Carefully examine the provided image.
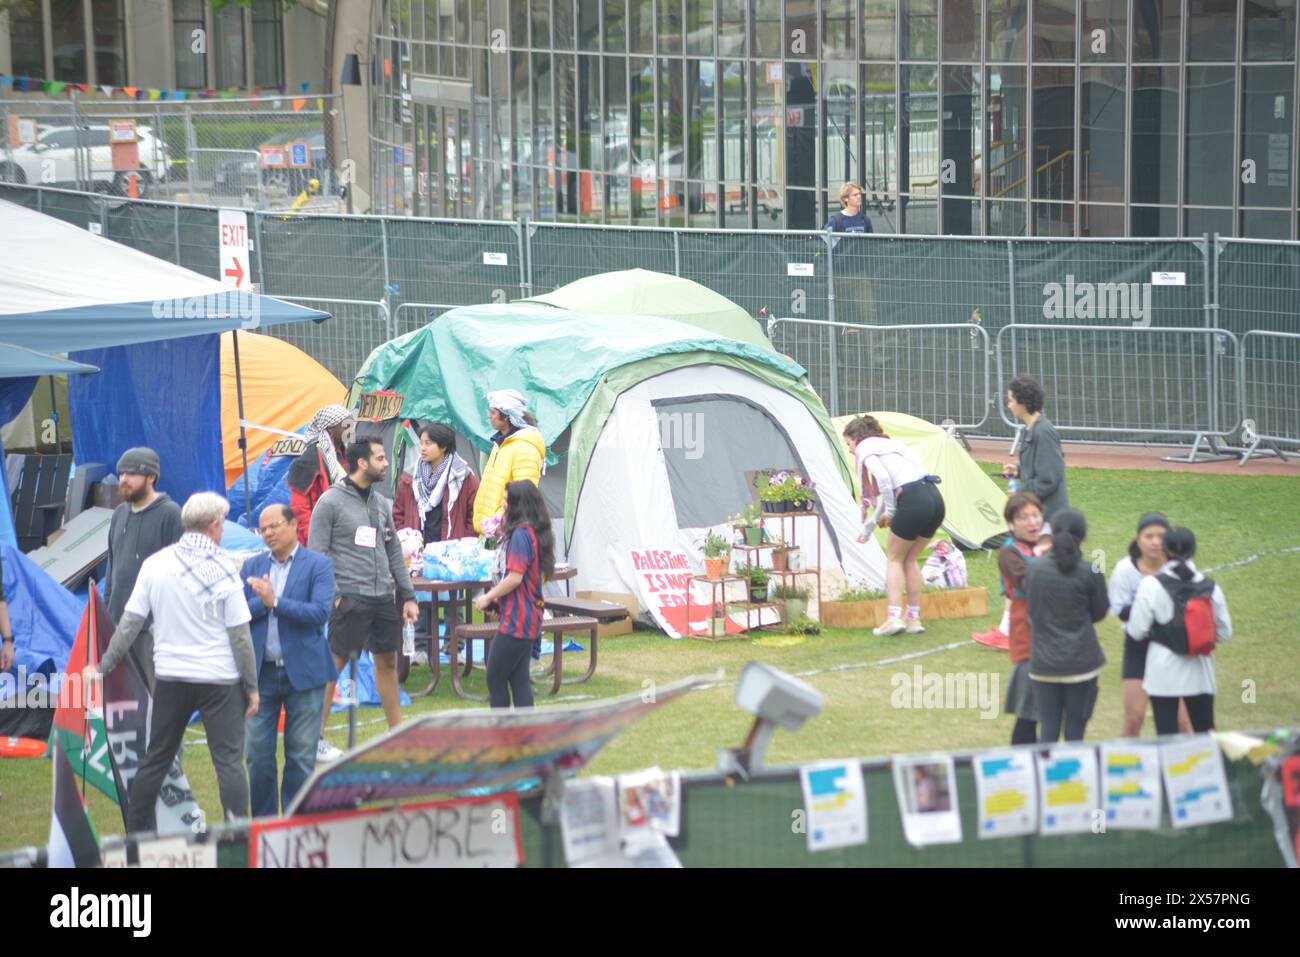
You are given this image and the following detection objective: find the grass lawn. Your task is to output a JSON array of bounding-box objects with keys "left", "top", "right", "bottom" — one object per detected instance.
[{"left": 2, "top": 464, "right": 1297, "bottom": 850}]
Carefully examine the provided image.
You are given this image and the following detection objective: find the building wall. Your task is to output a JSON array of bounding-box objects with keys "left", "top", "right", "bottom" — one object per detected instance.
[{"left": 365, "top": 0, "right": 1300, "bottom": 240}]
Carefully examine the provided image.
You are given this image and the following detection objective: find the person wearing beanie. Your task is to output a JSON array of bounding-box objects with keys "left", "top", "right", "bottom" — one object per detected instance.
[
  {"left": 1108, "top": 512, "right": 1191, "bottom": 737},
  {"left": 104, "top": 447, "right": 184, "bottom": 689}
]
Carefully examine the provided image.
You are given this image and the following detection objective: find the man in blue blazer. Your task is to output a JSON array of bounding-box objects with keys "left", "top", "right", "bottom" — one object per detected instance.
[{"left": 243, "top": 504, "right": 337, "bottom": 817}]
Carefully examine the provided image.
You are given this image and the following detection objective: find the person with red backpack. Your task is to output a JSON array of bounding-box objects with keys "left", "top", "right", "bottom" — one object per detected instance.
[{"left": 1125, "top": 527, "right": 1232, "bottom": 735}]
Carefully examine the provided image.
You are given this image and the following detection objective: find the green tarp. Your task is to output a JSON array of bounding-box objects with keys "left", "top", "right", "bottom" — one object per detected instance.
[
  {"left": 352, "top": 303, "right": 806, "bottom": 460},
  {"left": 522, "top": 268, "right": 774, "bottom": 349}
]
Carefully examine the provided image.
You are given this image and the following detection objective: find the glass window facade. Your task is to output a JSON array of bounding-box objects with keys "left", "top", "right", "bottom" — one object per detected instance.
[{"left": 369, "top": 0, "right": 1300, "bottom": 238}]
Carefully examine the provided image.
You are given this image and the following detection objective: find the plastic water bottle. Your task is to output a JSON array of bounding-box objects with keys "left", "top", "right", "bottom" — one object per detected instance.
[
  {"left": 1007, "top": 477, "right": 1021, "bottom": 493},
  {"left": 402, "top": 621, "right": 415, "bottom": 657}
]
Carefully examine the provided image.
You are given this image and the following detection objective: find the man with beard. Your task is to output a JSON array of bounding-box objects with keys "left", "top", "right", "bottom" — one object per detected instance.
[
  {"left": 103, "top": 447, "right": 184, "bottom": 688},
  {"left": 309, "top": 437, "right": 418, "bottom": 733},
  {"left": 287, "top": 405, "right": 356, "bottom": 548}
]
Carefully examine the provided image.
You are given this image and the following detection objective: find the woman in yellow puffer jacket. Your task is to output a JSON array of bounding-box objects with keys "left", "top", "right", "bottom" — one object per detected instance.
[{"left": 473, "top": 389, "right": 546, "bottom": 534}]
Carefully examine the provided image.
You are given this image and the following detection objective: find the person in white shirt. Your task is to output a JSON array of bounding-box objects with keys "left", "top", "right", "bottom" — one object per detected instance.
[
  {"left": 1108, "top": 512, "right": 1192, "bottom": 737},
  {"left": 843, "top": 415, "right": 946, "bottom": 636},
  {"left": 1125, "top": 526, "right": 1231, "bottom": 735},
  {"left": 84, "top": 492, "right": 258, "bottom": 832}
]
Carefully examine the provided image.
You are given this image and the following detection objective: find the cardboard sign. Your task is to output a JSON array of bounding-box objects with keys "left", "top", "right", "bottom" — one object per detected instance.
[
  {"left": 260, "top": 144, "right": 287, "bottom": 168},
  {"left": 358, "top": 390, "right": 405, "bottom": 421},
  {"left": 102, "top": 837, "right": 217, "bottom": 868},
  {"left": 268, "top": 435, "right": 308, "bottom": 457},
  {"left": 249, "top": 794, "right": 522, "bottom": 868}
]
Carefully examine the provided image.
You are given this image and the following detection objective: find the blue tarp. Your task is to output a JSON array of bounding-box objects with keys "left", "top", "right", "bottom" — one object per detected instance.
[
  {"left": 69, "top": 335, "right": 224, "bottom": 507},
  {"left": 0, "top": 541, "right": 83, "bottom": 697}
]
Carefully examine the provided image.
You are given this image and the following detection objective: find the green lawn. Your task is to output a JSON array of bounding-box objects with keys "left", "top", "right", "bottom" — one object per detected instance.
[{"left": 2, "top": 464, "right": 1298, "bottom": 850}]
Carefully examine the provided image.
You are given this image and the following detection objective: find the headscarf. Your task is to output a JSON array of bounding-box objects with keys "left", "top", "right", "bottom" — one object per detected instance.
[
  {"left": 172, "top": 532, "right": 242, "bottom": 621},
  {"left": 487, "top": 389, "right": 530, "bottom": 431},
  {"left": 306, "top": 404, "right": 354, "bottom": 485}
]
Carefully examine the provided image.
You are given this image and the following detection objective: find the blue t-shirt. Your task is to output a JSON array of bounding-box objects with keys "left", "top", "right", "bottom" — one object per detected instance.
[
  {"left": 825, "top": 210, "right": 873, "bottom": 233},
  {"left": 498, "top": 526, "right": 544, "bottom": 640}
]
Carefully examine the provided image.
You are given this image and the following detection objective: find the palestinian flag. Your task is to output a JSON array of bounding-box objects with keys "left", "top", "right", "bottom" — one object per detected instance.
[
  {"left": 47, "top": 737, "right": 101, "bottom": 868},
  {"left": 48, "top": 589, "right": 118, "bottom": 803}
]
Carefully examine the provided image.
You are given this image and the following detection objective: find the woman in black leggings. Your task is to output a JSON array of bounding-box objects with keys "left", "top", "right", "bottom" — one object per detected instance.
[{"left": 1025, "top": 509, "right": 1108, "bottom": 743}]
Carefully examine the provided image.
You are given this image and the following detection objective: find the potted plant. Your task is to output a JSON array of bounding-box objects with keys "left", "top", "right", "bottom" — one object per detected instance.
[
  {"left": 729, "top": 502, "right": 766, "bottom": 547},
  {"left": 770, "top": 537, "right": 790, "bottom": 572},
  {"left": 758, "top": 471, "right": 786, "bottom": 513},
  {"left": 790, "top": 476, "right": 817, "bottom": 512},
  {"left": 772, "top": 581, "right": 810, "bottom": 622},
  {"left": 708, "top": 613, "right": 729, "bottom": 638},
  {"left": 740, "top": 563, "right": 770, "bottom": 602},
  {"left": 822, "top": 579, "right": 990, "bottom": 630},
  {"left": 702, "top": 530, "right": 731, "bottom": 579}
]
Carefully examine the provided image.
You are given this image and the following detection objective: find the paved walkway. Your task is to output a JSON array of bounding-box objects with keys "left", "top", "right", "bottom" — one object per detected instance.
[{"left": 967, "top": 437, "right": 1300, "bottom": 477}]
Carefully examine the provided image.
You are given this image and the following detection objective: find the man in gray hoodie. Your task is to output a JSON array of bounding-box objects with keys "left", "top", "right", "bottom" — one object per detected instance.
[
  {"left": 309, "top": 436, "right": 418, "bottom": 732},
  {"left": 103, "top": 447, "right": 184, "bottom": 689}
]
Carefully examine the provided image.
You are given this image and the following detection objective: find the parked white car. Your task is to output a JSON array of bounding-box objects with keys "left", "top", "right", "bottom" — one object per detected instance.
[{"left": 0, "top": 125, "right": 171, "bottom": 194}]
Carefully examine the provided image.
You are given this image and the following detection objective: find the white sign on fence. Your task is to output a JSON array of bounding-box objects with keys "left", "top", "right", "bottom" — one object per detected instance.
[
  {"left": 249, "top": 794, "right": 522, "bottom": 868},
  {"left": 483, "top": 251, "right": 509, "bottom": 266},
  {"left": 1150, "top": 271, "right": 1186, "bottom": 286},
  {"left": 219, "top": 208, "right": 250, "bottom": 290},
  {"left": 787, "top": 262, "right": 815, "bottom": 277}
]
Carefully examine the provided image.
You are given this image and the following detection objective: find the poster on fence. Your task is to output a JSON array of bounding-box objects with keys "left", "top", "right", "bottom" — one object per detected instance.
[
  {"left": 973, "top": 750, "right": 1037, "bottom": 839},
  {"left": 1037, "top": 747, "right": 1100, "bottom": 836},
  {"left": 249, "top": 794, "right": 521, "bottom": 868},
  {"left": 1160, "top": 735, "right": 1233, "bottom": 829},
  {"left": 893, "top": 755, "right": 962, "bottom": 847},
  {"left": 1100, "top": 743, "right": 1162, "bottom": 831},
  {"left": 800, "top": 759, "right": 868, "bottom": 852},
  {"left": 629, "top": 547, "right": 778, "bottom": 639}
]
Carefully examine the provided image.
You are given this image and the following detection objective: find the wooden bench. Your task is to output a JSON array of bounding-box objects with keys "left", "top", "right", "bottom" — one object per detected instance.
[{"left": 451, "top": 614, "right": 599, "bottom": 701}]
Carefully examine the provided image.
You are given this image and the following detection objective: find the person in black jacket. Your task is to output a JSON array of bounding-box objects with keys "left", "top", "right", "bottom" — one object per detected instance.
[
  {"left": 1025, "top": 509, "right": 1108, "bottom": 743},
  {"left": 1002, "top": 375, "right": 1069, "bottom": 524}
]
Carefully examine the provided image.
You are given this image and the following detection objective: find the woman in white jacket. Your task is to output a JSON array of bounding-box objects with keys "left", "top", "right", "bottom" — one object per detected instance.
[
  {"left": 1125, "top": 527, "right": 1232, "bottom": 735},
  {"left": 843, "top": 415, "right": 945, "bottom": 637}
]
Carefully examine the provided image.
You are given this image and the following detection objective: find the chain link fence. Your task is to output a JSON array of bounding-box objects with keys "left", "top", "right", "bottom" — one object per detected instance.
[
  {"left": 2, "top": 181, "right": 1297, "bottom": 456},
  {"left": 0, "top": 94, "right": 345, "bottom": 212}
]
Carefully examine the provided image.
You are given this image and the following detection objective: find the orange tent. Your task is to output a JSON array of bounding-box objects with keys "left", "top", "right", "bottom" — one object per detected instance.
[{"left": 219, "top": 332, "right": 346, "bottom": 488}]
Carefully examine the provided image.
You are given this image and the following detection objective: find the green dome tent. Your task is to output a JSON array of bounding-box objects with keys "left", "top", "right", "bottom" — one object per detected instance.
[
  {"left": 833, "top": 410, "right": 1008, "bottom": 549},
  {"left": 352, "top": 303, "right": 888, "bottom": 612},
  {"left": 522, "top": 268, "right": 774, "bottom": 349}
]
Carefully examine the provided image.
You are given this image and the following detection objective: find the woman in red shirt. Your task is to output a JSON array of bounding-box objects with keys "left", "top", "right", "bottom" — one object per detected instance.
[{"left": 999, "top": 491, "right": 1047, "bottom": 745}]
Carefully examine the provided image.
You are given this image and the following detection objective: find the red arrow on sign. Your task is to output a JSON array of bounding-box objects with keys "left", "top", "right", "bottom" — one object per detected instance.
[{"left": 224, "top": 258, "right": 245, "bottom": 288}]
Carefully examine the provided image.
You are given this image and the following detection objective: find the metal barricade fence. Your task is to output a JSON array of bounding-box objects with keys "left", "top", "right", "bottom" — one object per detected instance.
[
  {"left": 263, "top": 297, "right": 390, "bottom": 388},
  {"left": 4, "top": 179, "right": 1299, "bottom": 452},
  {"left": 1239, "top": 331, "right": 1300, "bottom": 462},
  {"left": 995, "top": 324, "right": 1243, "bottom": 449},
  {"left": 768, "top": 319, "right": 992, "bottom": 429}
]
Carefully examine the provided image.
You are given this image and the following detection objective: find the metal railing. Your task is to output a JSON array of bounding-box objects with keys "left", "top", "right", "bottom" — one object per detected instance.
[{"left": 4, "top": 180, "right": 1299, "bottom": 457}]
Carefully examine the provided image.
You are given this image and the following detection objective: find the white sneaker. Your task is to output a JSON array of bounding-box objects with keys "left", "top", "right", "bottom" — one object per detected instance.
[
  {"left": 873, "top": 616, "right": 907, "bottom": 637},
  {"left": 904, "top": 618, "right": 926, "bottom": 634},
  {"left": 317, "top": 738, "right": 344, "bottom": 762}
]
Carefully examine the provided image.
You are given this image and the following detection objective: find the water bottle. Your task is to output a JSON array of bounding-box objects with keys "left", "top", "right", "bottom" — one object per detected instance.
[
  {"left": 1007, "top": 477, "right": 1020, "bottom": 493},
  {"left": 402, "top": 621, "right": 415, "bottom": 657}
]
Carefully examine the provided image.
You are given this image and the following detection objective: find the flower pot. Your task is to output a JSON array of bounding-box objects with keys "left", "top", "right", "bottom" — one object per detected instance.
[
  {"left": 761, "top": 500, "right": 779, "bottom": 513},
  {"left": 781, "top": 501, "right": 792, "bottom": 513},
  {"left": 744, "top": 527, "right": 764, "bottom": 546},
  {"left": 791, "top": 499, "right": 806, "bottom": 512},
  {"left": 782, "top": 598, "right": 807, "bottom": 623},
  {"left": 709, "top": 615, "right": 728, "bottom": 638},
  {"left": 704, "top": 556, "right": 729, "bottom": 579},
  {"left": 751, "top": 585, "right": 768, "bottom": 603},
  {"left": 771, "top": 550, "right": 788, "bottom": 572}
]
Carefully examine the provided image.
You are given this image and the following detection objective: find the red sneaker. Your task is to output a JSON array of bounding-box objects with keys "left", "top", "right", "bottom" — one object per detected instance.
[{"left": 971, "top": 627, "right": 1009, "bottom": 650}]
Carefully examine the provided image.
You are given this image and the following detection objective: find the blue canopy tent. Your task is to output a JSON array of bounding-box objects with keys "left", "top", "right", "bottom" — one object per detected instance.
[{"left": 0, "top": 198, "right": 330, "bottom": 520}]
